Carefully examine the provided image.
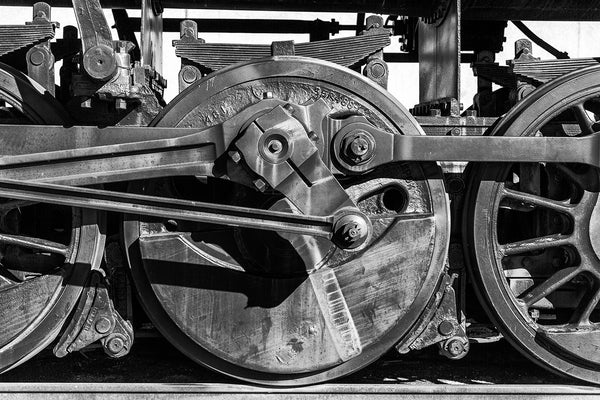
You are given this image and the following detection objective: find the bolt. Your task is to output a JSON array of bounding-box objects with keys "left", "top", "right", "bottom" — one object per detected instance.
[
  {"left": 263, "top": 91, "right": 273, "bottom": 99},
  {"left": 429, "top": 108, "right": 442, "bottom": 117},
  {"left": 253, "top": 179, "right": 267, "bottom": 192},
  {"left": 267, "top": 139, "right": 283, "bottom": 154},
  {"left": 465, "top": 109, "right": 478, "bottom": 118},
  {"left": 182, "top": 66, "right": 198, "bottom": 84},
  {"left": 369, "top": 62, "right": 386, "bottom": 79},
  {"left": 350, "top": 137, "right": 369, "bottom": 156},
  {"left": 529, "top": 309, "right": 540, "bottom": 321},
  {"left": 95, "top": 317, "right": 112, "bottom": 334},
  {"left": 332, "top": 213, "right": 370, "bottom": 249},
  {"left": 447, "top": 338, "right": 465, "bottom": 357},
  {"left": 29, "top": 50, "right": 45, "bottom": 66},
  {"left": 228, "top": 151, "right": 242, "bottom": 163},
  {"left": 308, "top": 131, "right": 319, "bottom": 142},
  {"left": 106, "top": 336, "right": 125, "bottom": 355},
  {"left": 115, "top": 98, "right": 127, "bottom": 110},
  {"left": 166, "top": 219, "right": 178, "bottom": 230},
  {"left": 283, "top": 103, "right": 295, "bottom": 114},
  {"left": 183, "top": 27, "right": 195, "bottom": 39},
  {"left": 438, "top": 320, "right": 455, "bottom": 336},
  {"left": 342, "top": 131, "right": 375, "bottom": 165}
]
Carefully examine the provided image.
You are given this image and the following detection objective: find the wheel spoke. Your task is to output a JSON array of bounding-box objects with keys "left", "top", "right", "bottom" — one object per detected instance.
[
  {"left": 0, "top": 233, "right": 68, "bottom": 256},
  {"left": 572, "top": 103, "right": 595, "bottom": 135},
  {"left": 519, "top": 266, "right": 582, "bottom": 307},
  {"left": 500, "top": 233, "right": 572, "bottom": 256},
  {"left": 501, "top": 185, "right": 575, "bottom": 215},
  {"left": 572, "top": 281, "right": 600, "bottom": 326}
]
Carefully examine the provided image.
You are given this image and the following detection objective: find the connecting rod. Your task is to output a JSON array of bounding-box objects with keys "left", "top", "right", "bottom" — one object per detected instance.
[{"left": 0, "top": 102, "right": 598, "bottom": 245}]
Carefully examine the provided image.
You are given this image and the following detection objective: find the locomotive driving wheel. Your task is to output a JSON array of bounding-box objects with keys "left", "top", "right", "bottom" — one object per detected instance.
[
  {"left": 0, "top": 63, "right": 104, "bottom": 372},
  {"left": 123, "top": 57, "right": 450, "bottom": 385},
  {"left": 465, "top": 66, "right": 600, "bottom": 384}
]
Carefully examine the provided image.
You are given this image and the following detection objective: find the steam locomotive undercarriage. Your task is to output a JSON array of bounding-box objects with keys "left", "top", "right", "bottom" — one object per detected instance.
[{"left": 1, "top": 0, "right": 600, "bottom": 386}]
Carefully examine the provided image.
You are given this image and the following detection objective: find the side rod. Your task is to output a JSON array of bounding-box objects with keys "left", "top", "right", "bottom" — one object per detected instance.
[
  {"left": 394, "top": 134, "right": 599, "bottom": 165},
  {"left": 336, "top": 122, "right": 600, "bottom": 173},
  {"left": 0, "top": 125, "right": 598, "bottom": 183}
]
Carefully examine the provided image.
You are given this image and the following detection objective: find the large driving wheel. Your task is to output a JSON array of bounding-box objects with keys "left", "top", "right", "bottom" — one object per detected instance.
[
  {"left": 123, "top": 57, "right": 450, "bottom": 385},
  {"left": 465, "top": 65, "right": 600, "bottom": 384},
  {"left": 0, "top": 63, "right": 105, "bottom": 372}
]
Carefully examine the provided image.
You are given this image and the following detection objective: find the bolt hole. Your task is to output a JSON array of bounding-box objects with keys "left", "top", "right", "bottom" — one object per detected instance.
[{"left": 382, "top": 186, "right": 407, "bottom": 213}]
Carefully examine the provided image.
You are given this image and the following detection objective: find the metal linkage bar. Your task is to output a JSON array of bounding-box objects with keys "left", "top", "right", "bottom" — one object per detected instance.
[
  {"left": 0, "top": 179, "right": 334, "bottom": 238},
  {"left": 333, "top": 120, "right": 600, "bottom": 173},
  {"left": 71, "top": 0, "right": 117, "bottom": 80}
]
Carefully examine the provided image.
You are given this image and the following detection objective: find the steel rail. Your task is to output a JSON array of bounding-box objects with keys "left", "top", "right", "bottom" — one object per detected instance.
[{"left": 0, "top": 382, "right": 598, "bottom": 399}]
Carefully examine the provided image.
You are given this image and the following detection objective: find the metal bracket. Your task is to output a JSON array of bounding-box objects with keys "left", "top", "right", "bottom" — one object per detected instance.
[
  {"left": 26, "top": 3, "right": 56, "bottom": 95},
  {"left": 177, "top": 20, "right": 202, "bottom": 92},
  {"left": 54, "top": 270, "right": 134, "bottom": 359},
  {"left": 362, "top": 15, "right": 389, "bottom": 89},
  {"left": 71, "top": 0, "right": 117, "bottom": 81},
  {"left": 396, "top": 273, "right": 469, "bottom": 360}
]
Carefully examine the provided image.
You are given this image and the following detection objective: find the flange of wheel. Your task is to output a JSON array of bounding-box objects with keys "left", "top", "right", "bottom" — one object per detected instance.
[
  {"left": 123, "top": 56, "right": 450, "bottom": 386},
  {"left": 464, "top": 65, "right": 600, "bottom": 384},
  {"left": 0, "top": 62, "right": 105, "bottom": 373}
]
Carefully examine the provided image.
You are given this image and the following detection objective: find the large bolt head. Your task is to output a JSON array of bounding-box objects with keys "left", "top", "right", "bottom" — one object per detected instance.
[
  {"left": 332, "top": 212, "right": 371, "bottom": 250},
  {"left": 29, "top": 50, "right": 45, "bottom": 66},
  {"left": 106, "top": 335, "right": 125, "bottom": 355},
  {"left": 83, "top": 45, "right": 117, "bottom": 81},
  {"left": 341, "top": 131, "right": 375, "bottom": 165},
  {"left": 95, "top": 317, "right": 112, "bottom": 334}
]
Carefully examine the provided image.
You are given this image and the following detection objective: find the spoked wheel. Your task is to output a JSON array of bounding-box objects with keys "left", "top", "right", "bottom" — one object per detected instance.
[
  {"left": 465, "top": 65, "right": 600, "bottom": 384},
  {"left": 0, "top": 63, "right": 104, "bottom": 372},
  {"left": 123, "top": 57, "right": 450, "bottom": 385}
]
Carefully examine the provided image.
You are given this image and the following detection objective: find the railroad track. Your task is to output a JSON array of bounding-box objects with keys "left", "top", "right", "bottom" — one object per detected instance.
[
  {"left": 1, "top": 338, "right": 598, "bottom": 399},
  {"left": 0, "top": 382, "right": 599, "bottom": 400}
]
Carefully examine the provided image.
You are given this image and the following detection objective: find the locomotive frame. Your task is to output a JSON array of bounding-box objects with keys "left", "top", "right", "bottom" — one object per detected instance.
[{"left": 0, "top": 0, "right": 599, "bottom": 386}]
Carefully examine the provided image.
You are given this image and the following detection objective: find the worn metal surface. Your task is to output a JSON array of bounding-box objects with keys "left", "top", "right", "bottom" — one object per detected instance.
[
  {"left": 120, "top": 56, "right": 450, "bottom": 385},
  {"left": 465, "top": 61, "right": 600, "bottom": 385},
  {"left": 71, "top": 0, "right": 116, "bottom": 81}
]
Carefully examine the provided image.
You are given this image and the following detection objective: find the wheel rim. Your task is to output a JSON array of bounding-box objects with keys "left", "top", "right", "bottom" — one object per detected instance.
[
  {"left": 0, "top": 64, "right": 104, "bottom": 372},
  {"left": 124, "top": 57, "right": 450, "bottom": 385},
  {"left": 465, "top": 65, "right": 600, "bottom": 383}
]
